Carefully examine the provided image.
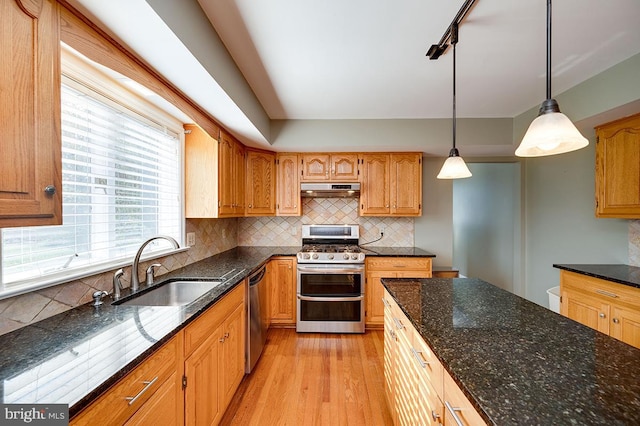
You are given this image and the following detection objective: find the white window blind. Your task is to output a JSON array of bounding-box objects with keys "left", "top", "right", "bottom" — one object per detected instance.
[{"left": 1, "top": 82, "right": 182, "bottom": 291}]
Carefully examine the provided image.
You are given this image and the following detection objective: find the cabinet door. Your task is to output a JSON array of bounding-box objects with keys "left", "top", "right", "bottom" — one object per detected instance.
[
  {"left": 218, "top": 132, "right": 235, "bottom": 217},
  {"left": 185, "top": 330, "right": 223, "bottom": 426},
  {"left": 269, "top": 257, "right": 296, "bottom": 325},
  {"left": 610, "top": 305, "right": 640, "bottom": 349},
  {"left": 125, "top": 373, "right": 182, "bottom": 426},
  {"left": 390, "top": 153, "right": 422, "bottom": 216},
  {"left": 276, "top": 153, "right": 301, "bottom": 216},
  {"left": 246, "top": 150, "right": 275, "bottom": 216},
  {"left": 382, "top": 295, "right": 397, "bottom": 424},
  {"left": 366, "top": 271, "right": 394, "bottom": 326},
  {"left": 561, "top": 289, "right": 610, "bottom": 335},
  {"left": 300, "top": 154, "right": 330, "bottom": 181},
  {"left": 330, "top": 154, "right": 359, "bottom": 181},
  {"left": 443, "top": 370, "right": 487, "bottom": 426},
  {"left": 222, "top": 304, "right": 246, "bottom": 406},
  {"left": 360, "top": 154, "right": 390, "bottom": 215},
  {"left": 233, "top": 141, "right": 246, "bottom": 215},
  {"left": 0, "top": 0, "right": 61, "bottom": 227},
  {"left": 595, "top": 113, "right": 640, "bottom": 218},
  {"left": 184, "top": 124, "right": 218, "bottom": 218}
]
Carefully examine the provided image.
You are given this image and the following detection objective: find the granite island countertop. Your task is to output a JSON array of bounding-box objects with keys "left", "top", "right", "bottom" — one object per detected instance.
[
  {"left": 554, "top": 263, "right": 640, "bottom": 289},
  {"left": 382, "top": 277, "right": 640, "bottom": 425},
  {"left": 359, "top": 246, "right": 436, "bottom": 257},
  {"left": 0, "top": 244, "right": 436, "bottom": 417}
]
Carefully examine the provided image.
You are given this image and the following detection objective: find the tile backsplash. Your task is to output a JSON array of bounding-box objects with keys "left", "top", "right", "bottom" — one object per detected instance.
[
  {"left": 239, "top": 198, "right": 414, "bottom": 247},
  {"left": 0, "top": 218, "right": 238, "bottom": 335}
]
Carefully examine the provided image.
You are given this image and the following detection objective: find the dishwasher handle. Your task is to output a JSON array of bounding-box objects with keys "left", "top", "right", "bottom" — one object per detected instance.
[{"left": 249, "top": 265, "right": 267, "bottom": 286}]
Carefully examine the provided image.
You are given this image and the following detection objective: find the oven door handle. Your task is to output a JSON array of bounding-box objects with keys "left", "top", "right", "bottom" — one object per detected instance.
[
  {"left": 297, "top": 295, "right": 364, "bottom": 302},
  {"left": 297, "top": 266, "right": 364, "bottom": 274}
]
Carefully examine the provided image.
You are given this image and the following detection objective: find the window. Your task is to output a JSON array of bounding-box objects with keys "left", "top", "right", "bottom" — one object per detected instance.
[{"left": 0, "top": 51, "right": 184, "bottom": 296}]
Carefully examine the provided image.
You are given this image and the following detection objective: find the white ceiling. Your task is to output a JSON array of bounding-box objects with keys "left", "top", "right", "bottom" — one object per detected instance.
[{"left": 198, "top": 0, "right": 640, "bottom": 120}]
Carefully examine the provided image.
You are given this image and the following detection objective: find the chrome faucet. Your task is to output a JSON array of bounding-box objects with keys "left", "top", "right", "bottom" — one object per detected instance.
[{"left": 131, "top": 236, "right": 180, "bottom": 292}]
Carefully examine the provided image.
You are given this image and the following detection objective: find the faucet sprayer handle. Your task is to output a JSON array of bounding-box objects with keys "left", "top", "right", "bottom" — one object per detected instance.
[{"left": 113, "top": 268, "right": 125, "bottom": 300}]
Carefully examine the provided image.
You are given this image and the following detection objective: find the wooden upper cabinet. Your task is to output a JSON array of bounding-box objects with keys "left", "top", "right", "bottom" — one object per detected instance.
[
  {"left": 330, "top": 154, "right": 359, "bottom": 181},
  {"left": 360, "top": 154, "right": 391, "bottom": 215},
  {"left": 185, "top": 124, "right": 246, "bottom": 218},
  {"left": 390, "top": 153, "right": 422, "bottom": 216},
  {"left": 300, "top": 153, "right": 359, "bottom": 181},
  {"left": 246, "top": 150, "right": 276, "bottom": 216},
  {"left": 184, "top": 124, "right": 218, "bottom": 218},
  {"left": 276, "top": 153, "right": 301, "bottom": 216},
  {"left": 0, "top": 0, "right": 62, "bottom": 228},
  {"left": 218, "top": 130, "right": 245, "bottom": 217},
  {"left": 360, "top": 153, "right": 422, "bottom": 217},
  {"left": 595, "top": 113, "right": 640, "bottom": 218}
]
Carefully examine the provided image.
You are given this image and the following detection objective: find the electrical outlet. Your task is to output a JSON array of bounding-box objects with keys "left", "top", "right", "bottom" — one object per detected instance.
[
  {"left": 186, "top": 232, "right": 196, "bottom": 246},
  {"left": 379, "top": 226, "right": 385, "bottom": 236}
]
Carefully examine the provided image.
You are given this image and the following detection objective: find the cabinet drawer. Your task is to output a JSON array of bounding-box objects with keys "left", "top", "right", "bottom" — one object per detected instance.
[
  {"left": 561, "top": 271, "right": 640, "bottom": 308},
  {"left": 367, "top": 257, "right": 432, "bottom": 271},
  {"left": 71, "top": 337, "right": 179, "bottom": 425},
  {"left": 184, "top": 282, "right": 245, "bottom": 357},
  {"left": 410, "top": 328, "right": 443, "bottom": 399},
  {"left": 443, "top": 369, "right": 487, "bottom": 426}
]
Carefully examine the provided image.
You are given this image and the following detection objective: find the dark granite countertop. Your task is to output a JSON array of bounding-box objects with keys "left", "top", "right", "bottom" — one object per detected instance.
[
  {"left": 554, "top": 264, "right": 640, "bottom": 289},
  {"left": 382, "top": 277, "right": 640, "bottom": 425},
  {"left": 0, "top": 244, "right": 435, "bottom": 417},
  {"left": 0, "top": 246, "right": 299, "bottom": 417},
  {"left": 359, "top": 246, "right": 436, "bottom": 257}
]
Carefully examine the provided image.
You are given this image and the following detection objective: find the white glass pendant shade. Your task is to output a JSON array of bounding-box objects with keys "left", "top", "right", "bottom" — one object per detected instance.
[
  {"left": 516, "top": 109, "right": 588, "bottom": 157},
  {"left": 437, "top": 149, "right": 472, "bottom": 179}
]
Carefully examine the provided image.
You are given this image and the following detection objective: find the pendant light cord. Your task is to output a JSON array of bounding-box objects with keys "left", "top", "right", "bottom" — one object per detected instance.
[
  {"left": 452, "top": 24, "right": 458, "bottom": 151},
  {"left": 546, "top": 0, "right": 552, "bottom": 100}
]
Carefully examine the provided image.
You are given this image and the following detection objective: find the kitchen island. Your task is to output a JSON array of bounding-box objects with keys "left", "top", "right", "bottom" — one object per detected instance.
[{"left": 382, "top": 277, "right": 640, "bottom": 425}]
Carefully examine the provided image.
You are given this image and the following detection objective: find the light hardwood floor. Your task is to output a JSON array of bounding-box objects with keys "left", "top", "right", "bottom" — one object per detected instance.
[{"left": 221, "top": 328, "right": 393, "bottom": 426}]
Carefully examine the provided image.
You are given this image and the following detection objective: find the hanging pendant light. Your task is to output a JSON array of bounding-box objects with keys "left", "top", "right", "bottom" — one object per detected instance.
[
  {"left": 437, "top": 24, "right": 472, "bottom": 179},
  {"left": 515, "top": 0, "right": 588, "bottom": 157}
]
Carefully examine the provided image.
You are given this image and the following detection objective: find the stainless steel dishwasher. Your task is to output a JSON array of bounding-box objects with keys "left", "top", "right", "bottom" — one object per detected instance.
[{"left": 246, "top": 264, "right": 268, "bottom": 373}]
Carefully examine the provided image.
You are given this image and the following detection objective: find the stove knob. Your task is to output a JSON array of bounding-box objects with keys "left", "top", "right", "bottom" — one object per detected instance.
[
  {"left": 303, "top": 253, "right": 311, "bottom": 260},
  {"left": 343, "top": 254, "right": 350, "bottom": 260},
  {"left": 328, "top": 254, "right": 334, "bottom": 260},
  {"left": 312, "top": 253, "right": 319, "bottom": 260},
  {"left": 351, "top": 254, "right": 358, "bottom": 260}
]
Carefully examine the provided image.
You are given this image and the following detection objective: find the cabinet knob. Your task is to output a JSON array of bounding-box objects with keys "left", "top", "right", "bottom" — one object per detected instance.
[
  {"left": 44, "top": 185, "right": 56, "bottom": 196},
  {"left": 249, "top": 204, "right": 252, "bottom": 208},
  {"left": 599, "top": 313, "right": 606, "bottom": 318},
  {"left": 612, "top": 318, "right": 620, "bottom": 324},
  {"left": 386, "top": 204, "right": 389, "bottom": 208}
]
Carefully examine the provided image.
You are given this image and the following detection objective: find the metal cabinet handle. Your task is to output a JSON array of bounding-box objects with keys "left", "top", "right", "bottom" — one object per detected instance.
[
  {"left": 392, "top": 317, "right": 404, "bottom": 330},
  {"left": 219, "top": 337, "right": 226, "bottom": 343},
  {"left": 224, "top": 332, "right": 230, "bottom": 338},
  {"left": 381, "top": 297, "right": 391, "bottom": 308},
  {"left": 432, "top": 410, "right": 441, "bottom": 421},
  {"left": 595, "top": 289, "right": 618, "bottom": 298},
  {"left": 410, "top": 347, "right": 429, "bottom": 368},
  {"left": 125, "top": 376, "right": 158, "bottom": 406},
  {"left": 44, "top": 185, "right": 56, "bottom": 195},
  {"left": 613, "top": 318, "right": 620, "bottom": 324},
  {"left": 444, "top": 401, "right": 464, "bottom": 426}
]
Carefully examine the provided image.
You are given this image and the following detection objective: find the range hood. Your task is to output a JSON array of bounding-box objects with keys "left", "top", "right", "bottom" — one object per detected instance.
[{"left": 300, "top": 183, "right": 361, "bottom": 198}]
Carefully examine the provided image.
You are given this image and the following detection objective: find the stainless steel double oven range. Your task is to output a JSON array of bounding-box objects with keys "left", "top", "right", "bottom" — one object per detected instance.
[{"left": 296, "top": 224, "right": 365, "bottom": 333}]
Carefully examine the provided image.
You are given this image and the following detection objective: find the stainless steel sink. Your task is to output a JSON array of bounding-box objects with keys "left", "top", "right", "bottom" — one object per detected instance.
[{"left": 115, "top": 280, "right": 224, "bottom": 306}]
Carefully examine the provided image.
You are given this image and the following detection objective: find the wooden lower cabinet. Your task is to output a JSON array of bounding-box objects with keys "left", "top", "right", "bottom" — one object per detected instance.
[
  {"left": 71, "top": 337, "right": 182, "bottom": 426},
  {"left": 383, "top": 289, "right": 486, "bottom": 426},
  {"left": 71, "top": 282, "right": 246, "bottom": 426},
  {"left": 125, "top": 372, "right": 182, "bottom": 426},
  {"left": 269, "top": 257, "right": 297, "bottom": 326},
  {"left": 366, "top": 257, "right": 432, "bottom": 327},
  {"left": 560, "top": 270, "right": 640, "bottom": 349},
  {"left": 184, "top": 282, "right": 246, "bottom": 426}
]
